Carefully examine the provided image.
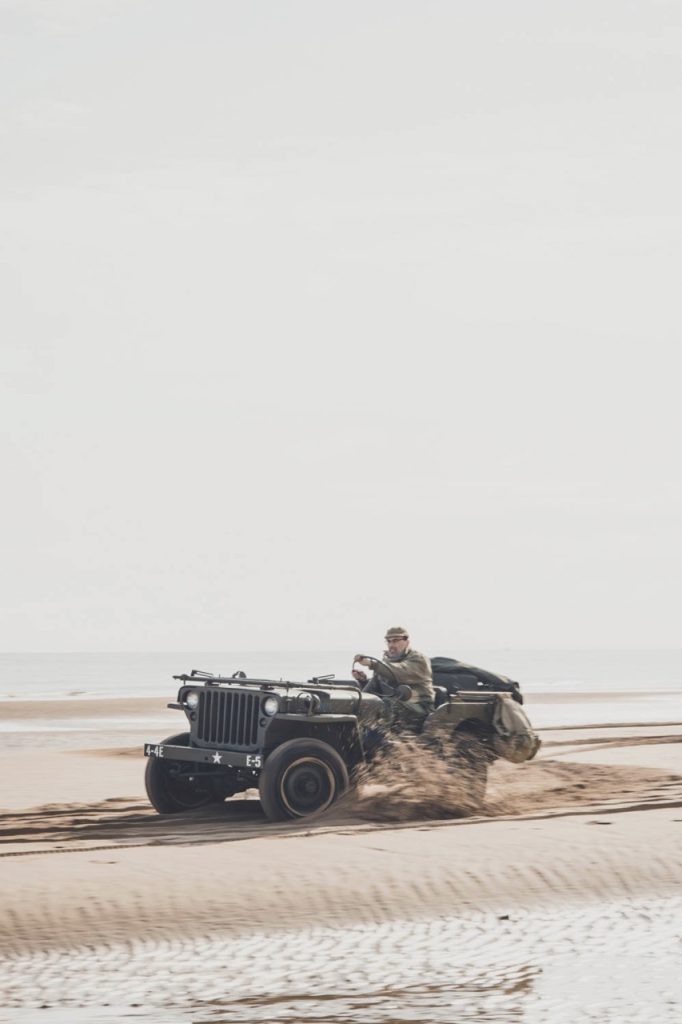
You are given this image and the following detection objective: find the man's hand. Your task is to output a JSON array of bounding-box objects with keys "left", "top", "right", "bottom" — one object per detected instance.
[
  {"left": 352, "top": 669, "right": 368, "bottom": 683},
  {"left": 354, "top": 655, "right": 376, "bottom": 668}
]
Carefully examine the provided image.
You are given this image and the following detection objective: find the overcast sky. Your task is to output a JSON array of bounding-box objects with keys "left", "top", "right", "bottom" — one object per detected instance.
[{"left": 1, "top": 0, "right": 680, "bottom": 653}]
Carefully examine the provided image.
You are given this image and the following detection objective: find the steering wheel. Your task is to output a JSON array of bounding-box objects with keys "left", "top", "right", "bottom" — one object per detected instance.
[{"left": 351, "top": 658, "right": 412, "bottom": 701}]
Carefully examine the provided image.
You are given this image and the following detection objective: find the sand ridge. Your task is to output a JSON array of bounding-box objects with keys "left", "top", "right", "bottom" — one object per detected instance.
[{"left": 1, "top": 741, "right": 681, "bottom": 960}]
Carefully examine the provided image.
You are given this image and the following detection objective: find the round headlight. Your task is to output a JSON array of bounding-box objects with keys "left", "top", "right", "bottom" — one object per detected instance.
[
  {"left": 185, "top": 691, "right": 200, "bottom": 710},
  {"left": 263, "top": 696, "right": 279, "bottom": 717}
]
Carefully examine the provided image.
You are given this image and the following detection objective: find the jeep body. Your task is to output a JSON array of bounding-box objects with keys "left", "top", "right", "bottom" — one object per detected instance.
[{"left": 144, "top": 669, "right": 538, "bottom": 821}]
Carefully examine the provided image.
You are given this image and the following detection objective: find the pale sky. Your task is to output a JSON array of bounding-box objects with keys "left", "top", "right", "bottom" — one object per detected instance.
[{"left": 1, "top": 1, "right": 680, "bottom": 652}]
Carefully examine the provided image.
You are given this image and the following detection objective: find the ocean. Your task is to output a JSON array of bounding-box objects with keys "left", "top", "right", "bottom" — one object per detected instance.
[
  {"left": 1, "top": 649, "right": 680, "bottom": 736},
  {"left": 2, "top": 648, "right": 681, "bottom": 701}
]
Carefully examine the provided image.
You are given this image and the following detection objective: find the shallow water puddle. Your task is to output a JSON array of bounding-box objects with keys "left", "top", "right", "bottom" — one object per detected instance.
[{"left": 3, "top": 896, "right": 681, "bottom": 1024}]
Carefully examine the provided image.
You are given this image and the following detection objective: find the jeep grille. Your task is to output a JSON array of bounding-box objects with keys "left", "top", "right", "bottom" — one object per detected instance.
[{"left": 196, "top": 689, "right": 261, "bottom": 749}]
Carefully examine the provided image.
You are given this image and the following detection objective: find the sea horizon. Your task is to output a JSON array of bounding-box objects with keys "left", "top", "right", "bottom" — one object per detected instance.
[{"left": 1, "top": 649, "right": 681, "bottom": 703}]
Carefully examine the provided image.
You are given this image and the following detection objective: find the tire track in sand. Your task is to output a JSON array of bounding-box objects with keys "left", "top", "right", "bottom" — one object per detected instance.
[{"left": 1, "top": 755, "right": 681, "bottom": 858}]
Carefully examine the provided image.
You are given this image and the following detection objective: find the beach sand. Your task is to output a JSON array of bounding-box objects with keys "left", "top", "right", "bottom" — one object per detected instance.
[{"left": 1, "top": 694, "right": 681, "bottom": 1022}]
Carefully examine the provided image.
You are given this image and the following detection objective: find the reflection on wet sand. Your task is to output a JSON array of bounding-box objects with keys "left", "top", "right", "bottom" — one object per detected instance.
[{"left": 2, "top": 897, "right": 681, "bottom": 1024}]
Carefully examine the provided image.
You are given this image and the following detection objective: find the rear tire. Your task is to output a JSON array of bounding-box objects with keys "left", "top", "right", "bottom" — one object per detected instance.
[
  {"left": 259, "top": 738, "right": 349, "bottom": 822},
  {"left": 145, "top": 732, "right": 216, "bottom": 814}
]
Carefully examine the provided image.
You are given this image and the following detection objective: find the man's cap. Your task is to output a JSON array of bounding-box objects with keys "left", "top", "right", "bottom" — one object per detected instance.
[{"left": 385, "top": 626, "right": 409, "bottom": 640}]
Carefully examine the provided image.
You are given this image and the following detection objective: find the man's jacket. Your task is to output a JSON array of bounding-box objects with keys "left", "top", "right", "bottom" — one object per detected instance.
[{"left": 372, "top": 648, "right": 435, "bottom": 705}]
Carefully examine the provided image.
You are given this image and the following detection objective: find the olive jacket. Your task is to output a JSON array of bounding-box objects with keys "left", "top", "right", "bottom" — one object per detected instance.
[{"left": 372, "top": 648, "right": 435, "bottom": 705}]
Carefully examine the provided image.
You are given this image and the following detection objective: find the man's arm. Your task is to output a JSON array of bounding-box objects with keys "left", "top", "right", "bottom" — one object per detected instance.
[{"left": 372, "top": 650, "right": 431, "bottom": 687}]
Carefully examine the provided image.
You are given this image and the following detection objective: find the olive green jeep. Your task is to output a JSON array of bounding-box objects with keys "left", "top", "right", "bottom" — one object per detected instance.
[{"left": 144, "top": 663, "right": 540, "bottom": 821}]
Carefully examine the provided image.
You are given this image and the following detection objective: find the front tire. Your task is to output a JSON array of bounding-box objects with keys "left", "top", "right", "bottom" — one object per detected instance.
[
  {"left": 145, "top": 732, "right": 216, "bottom": 814},
  {"left": 259, "top": 738, "right": 349, "bottom": 822}
]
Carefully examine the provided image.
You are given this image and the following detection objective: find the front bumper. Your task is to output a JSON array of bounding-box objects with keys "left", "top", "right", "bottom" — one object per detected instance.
[{"left": 143, "top": 742, "right": 262, "bottom": 770}]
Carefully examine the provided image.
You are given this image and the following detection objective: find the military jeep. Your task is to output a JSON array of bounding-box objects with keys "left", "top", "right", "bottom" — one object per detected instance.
[{"left": 144, "top": 664, "right": 540, "bottom": 821}]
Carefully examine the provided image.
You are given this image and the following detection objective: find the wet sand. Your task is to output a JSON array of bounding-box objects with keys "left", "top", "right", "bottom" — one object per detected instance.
[{"left": 0, "top": 695, "right": 681, "bottom": 1021}]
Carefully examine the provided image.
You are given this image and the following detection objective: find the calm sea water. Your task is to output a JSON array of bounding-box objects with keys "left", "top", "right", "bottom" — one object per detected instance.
[
  {"left": 1, "top": 649, "right": 681, "bottom": 700},
  {"left": 0, "top": 650, "right": 680, "bottom": 731}
]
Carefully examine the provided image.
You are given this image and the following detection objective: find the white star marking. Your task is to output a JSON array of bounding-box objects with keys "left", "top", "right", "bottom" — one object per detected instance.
[{"left": 211, "top": 752, "right": 222, "bottom": 764}]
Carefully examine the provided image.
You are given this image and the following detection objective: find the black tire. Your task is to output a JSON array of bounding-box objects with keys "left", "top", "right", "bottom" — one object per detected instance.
[
  {"left": 259, "top": 738, "right": 349, "bottom": 822},
  {"left": 145, "top": 732, "right": 216, "bottom": 814},
  {"left": 451, "top": 732, "right": 488, "bottom": 805}
]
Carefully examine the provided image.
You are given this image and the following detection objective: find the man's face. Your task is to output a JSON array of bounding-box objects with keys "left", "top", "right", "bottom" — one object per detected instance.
[{"left": 385, "top": 635, "right": 409, "bottom": 658}]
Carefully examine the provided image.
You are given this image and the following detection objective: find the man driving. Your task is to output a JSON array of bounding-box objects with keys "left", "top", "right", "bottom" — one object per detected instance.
[{"left": 353, "top": 626, "right": 435, "bottom": 732}]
